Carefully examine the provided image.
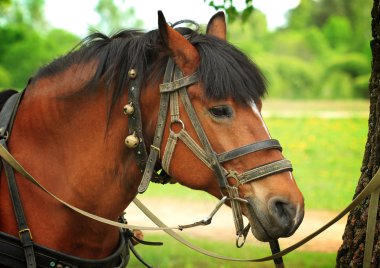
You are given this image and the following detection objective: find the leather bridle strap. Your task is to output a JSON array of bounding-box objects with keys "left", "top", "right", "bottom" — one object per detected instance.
[
  {"left": 217, "top": 139, "right": 282, "bottom": 163},
  {"left": 127, "top": 65, "right": 149, "bottom": 173},
  {"left": 177, "top": 80, "right": 228, "bottom": 188},
  {"left": 231, "top": 159, "right": 293, "bottom": 185},
  {"left": 0, "top": 92, "right": 36, "bottom": 268},
  {"left": 138, "top": 59, "right": 175, "bottom": 193},
  {"left": 137, "top": 60, "right": 202, "bottom": 193}
]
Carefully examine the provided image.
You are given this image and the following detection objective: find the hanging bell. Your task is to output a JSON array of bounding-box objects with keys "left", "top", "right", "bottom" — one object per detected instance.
[
  {"left": 123, "top": 102, "right": 135, "bottom": 115},
  {"left": 125, "top": 132, "right": 140, "bottom": 148},
  {"left": 128, "top": 69, "right": 137, "bottom": 79}
]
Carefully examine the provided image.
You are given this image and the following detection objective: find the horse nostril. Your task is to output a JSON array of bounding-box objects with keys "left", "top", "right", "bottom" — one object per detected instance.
[{"left": 269, "top": 197, "right": 297, "bottom": 231}]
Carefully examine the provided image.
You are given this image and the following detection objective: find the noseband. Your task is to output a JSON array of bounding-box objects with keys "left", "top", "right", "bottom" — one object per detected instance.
[{"left": 126, "top": 58, "right": 293, "bottom": 245}]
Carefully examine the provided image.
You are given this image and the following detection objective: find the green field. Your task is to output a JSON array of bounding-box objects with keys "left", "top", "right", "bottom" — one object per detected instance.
[
  {"left": 127, "top": 234, "right": 336, "bottom": 268},
  {"left": 144, "top": 102, "right": 368, "bottom": 211}
]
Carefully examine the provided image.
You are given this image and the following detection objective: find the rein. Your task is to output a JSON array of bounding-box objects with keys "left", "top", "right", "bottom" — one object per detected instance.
[{"left": 1, "top": 140, "right": 380, "bottom": 264}]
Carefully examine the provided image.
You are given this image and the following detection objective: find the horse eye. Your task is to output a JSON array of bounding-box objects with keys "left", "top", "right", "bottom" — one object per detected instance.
[{"left": 209, "top": 105, "right": 233, "bottom": 118}]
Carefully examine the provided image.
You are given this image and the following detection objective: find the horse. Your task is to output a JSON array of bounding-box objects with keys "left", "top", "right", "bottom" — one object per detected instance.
[{"left": 0, "top": 11, "right": 304, "bottom": 267}]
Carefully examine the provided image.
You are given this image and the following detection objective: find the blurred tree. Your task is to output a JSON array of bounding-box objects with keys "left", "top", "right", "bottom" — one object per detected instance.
[
  {"left": 287, "top": 0, "right": 371, "bottom": 52},
  {"left": 285, "top": 0, "right": 314, "bottom": 30},
  {"left": 24, "top": 0, "right": 46, "bottom": 30},
  {"left": 228, "top": 9, "right": 268, "bottom": 54},
  {"left": 0, "top": 0, "right": 80, "bottom": 89},
  {"left": 0, "top": 0, "right": 11, "bottom": 17},
  {"left": 95, "top": 0, "right": 143, "bottom": 34},
  {"left": 322, "top": 15, "right": 351, "bottom": 51},
  {"left": 223, "top": 0, "right": 371, "bottom": 99},
  {"left": 0, "top": 0, "right": 47, "bottom": 30},
  {"left": 206, "top": 0, "right": 253, "bottom": 23}
]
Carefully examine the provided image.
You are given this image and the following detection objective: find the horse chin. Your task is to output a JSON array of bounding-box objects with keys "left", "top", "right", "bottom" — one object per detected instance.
[{"left": 246, "top": 197, "right": 273, "bottom": 242}]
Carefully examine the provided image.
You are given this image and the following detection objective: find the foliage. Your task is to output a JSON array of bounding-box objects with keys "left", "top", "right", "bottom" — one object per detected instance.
[
  {"left": 0, "top": 24, "right": 79, "bottom": 89},
  {"left": 0, "top": 0, "right": 46, "bottom": 29},
  {"left": 0, "top": 0, "right": 373, "bottom": 97},
  {"left": 211, "top": 0, "right": 372, "bottom": 99},
  {"left": 95, "top": 0, "right": 143, "bottom": 34},
  {"left": 206, "top": 0, "right": 254, "bottom": 22},
  {"left": 0, "top": 0, "right": 147, "bottom": 90}
]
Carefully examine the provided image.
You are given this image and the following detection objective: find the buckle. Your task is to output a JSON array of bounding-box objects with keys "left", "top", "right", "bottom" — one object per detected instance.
[
  {"left": 19, "top": 228, "right": 32, "bottom": 240},
  {"left": 150, "top": 145, "right": 160, "bottom": 156},
  {"left": 0, "top": 130, "right": 9, "bottom": 141}
]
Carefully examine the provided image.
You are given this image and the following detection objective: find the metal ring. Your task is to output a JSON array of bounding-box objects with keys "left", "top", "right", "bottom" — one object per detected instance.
[
  {"left": 236, "top": 233, "right": 246, "bottom": 248},
  {"left": 169, "top": 119, "right": 185, "bottom": 134}
]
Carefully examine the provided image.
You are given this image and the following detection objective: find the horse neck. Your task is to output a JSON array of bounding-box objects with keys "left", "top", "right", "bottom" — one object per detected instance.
[{"left": 2, "top": 70, "right": 142, "bottom": 256}]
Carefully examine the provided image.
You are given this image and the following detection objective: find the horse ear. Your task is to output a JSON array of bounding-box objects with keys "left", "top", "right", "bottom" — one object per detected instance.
[
  {"left": 158, "top": 11, "right": 200, "bottom": 75},
  {"left": 206, "top": 11, "right": 227, "bottom": 40}
]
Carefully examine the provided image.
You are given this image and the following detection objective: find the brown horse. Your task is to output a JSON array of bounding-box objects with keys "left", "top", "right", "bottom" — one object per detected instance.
[{"left": 0, "top": 11, "right": 304, "bottom": 266}]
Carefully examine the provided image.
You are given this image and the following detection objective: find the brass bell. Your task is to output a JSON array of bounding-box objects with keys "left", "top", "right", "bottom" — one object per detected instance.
[
  {"left": 123, "top": 102, "right": 135, "bottom": 115},
  {"left": 125, "top": 132, "right": 140, "bottom": 148},
  {"left": 128, "top": 69, "right": 137, "bottom": 79}
]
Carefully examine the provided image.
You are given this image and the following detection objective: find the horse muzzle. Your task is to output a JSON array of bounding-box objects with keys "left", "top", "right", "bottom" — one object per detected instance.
[{"left": 246, "top": 196, "right": 304, "bottom": 242}]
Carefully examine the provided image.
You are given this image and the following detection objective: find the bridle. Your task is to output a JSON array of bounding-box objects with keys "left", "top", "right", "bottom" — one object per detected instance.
[{"left": 125, "top": 57, "right": 293, "bottom": 245}]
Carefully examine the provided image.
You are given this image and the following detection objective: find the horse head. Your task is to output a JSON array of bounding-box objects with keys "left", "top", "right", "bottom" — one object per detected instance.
[{"left": 139, "top": 12, "right": 304, "bottom": 242}]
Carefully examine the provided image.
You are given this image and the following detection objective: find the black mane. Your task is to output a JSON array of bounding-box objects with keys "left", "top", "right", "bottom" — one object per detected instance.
[{"left": 34, "top": 25, "right": 267, "bottom": 109}]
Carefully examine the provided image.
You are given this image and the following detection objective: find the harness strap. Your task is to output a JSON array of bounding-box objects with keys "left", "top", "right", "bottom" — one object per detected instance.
[
  {"left": 177, "top": 130, "right": 213, "bottom": 169},
  {"left": 159, "top": 71, "right": 199, "bottom": 93},
  {"left": 127, "top": 67, "right": 149, "bottom": 172},
  {"left": 226, "top": 186, "right": 245, "bottom": 241},
  {"left": 237, "top": 159, "right": 293, "bottom": 184},
  {"left": 0, "top": 92, "right": 36, "bottom": 268},
  {"left": 138, "top": 59, "right": 175, "bottom": 193},
  {"left": 178, "top": 83, "right": 228, "bottom": 188},
  {"left": 217, "top": 139, "right": 282, "bottom": 163},
  {"left": 2, "top": 140, "right": 36, "bottom": 268},
  {"left": 162, "top": 132, "right": 178, "bottom": 173},
  {"left": 0, "top": 92, "right": 22, "bottom": 139}
]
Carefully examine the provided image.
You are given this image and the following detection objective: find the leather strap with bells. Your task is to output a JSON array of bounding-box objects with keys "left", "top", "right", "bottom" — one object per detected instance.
[{"left": 124, "top": 68, "right": 149, "bottom": 174}]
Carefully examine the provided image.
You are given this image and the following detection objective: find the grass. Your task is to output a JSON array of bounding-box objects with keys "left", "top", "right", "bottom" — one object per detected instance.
[
  {"left": 143, "top": 102, "right": 368, "bottom": 212},
  {"left": 127, "top": 234, "right": 336, "bottom": 268},
  {"left": 266, "top": 116, "right": 367, "bottom": 211}
]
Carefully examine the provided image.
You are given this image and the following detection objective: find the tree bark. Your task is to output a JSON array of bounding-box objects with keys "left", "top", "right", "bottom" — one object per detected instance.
[{"left": 336, "top": 0, "right": 380, "bottom": 266}]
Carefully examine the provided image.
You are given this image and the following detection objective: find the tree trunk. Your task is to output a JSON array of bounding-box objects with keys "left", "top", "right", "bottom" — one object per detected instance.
[{"left": 336, "top": 0, "right": 380, "bottom": 266}]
